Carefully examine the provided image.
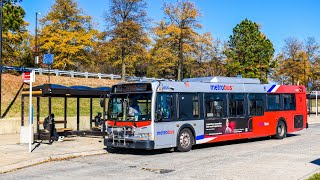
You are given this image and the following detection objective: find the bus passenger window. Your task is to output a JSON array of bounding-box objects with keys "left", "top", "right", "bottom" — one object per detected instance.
[
  {"left": 229, "top": 94, "right": 245, "bottom": 116},
  {"left": 193, "top": 95, "right": 199, "bottom": 118},
  {"left": 267, "top": 94, "right": 281, "bottom": 110},
  {"left": 205, "top": 94, "right": 226, "bottom": 118},
  {"left": 249, "top": 94, "right": 264, "bottom": 116},
  {"left": 157, "top": 94, "right": 174, "bottom": 120},
  {"left": 283, "top": 94, "right": 296, "bottom": 110}
]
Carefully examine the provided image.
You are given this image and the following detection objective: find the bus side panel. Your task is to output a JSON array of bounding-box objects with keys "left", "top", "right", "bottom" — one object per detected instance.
[
  {"left": 154, "top": 120, "right": 204, "bottom": 149},
  {"left": 287, "top": 93, "right": 307, "bottom": 133}
]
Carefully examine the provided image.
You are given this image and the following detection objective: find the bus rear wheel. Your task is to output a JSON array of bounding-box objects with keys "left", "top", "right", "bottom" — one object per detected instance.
[
  {"left": 275, "top": 120, "right": 287, "bottom": 139},
  {"left": 176, "top": 128, "right": 193, "bottom": 152}
]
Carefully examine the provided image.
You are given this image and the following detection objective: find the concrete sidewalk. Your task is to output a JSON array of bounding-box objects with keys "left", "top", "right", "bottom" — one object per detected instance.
[
  {"left": 0, "top": 134, "right": 107, "bottom": 174},
  {"left": 308, "top": 114, "right": 320, "bottom": 124}
]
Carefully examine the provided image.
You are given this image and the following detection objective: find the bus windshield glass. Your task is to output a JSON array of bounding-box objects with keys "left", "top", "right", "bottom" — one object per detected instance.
[{"left": 108, "top": 93, "right": 152, "bottom": 121}]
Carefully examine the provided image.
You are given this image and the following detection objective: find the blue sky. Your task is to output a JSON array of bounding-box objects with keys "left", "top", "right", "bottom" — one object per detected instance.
[{"left": 20, "top": 0, "right": 320, "bottom": 53}]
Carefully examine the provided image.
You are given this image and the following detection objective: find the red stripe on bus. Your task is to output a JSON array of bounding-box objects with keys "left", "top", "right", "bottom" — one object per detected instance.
[{"left": 107, "top": 120, "right": 151, "bottom": 127}]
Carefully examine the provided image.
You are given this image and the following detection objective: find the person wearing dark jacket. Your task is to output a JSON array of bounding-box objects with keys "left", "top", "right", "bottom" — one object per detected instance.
[{"left": 43, "top": 114, "right": 64, "bottom": 142}]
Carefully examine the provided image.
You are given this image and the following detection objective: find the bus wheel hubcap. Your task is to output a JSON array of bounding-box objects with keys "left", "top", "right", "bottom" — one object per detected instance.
[
  {"left": 278, "top": 125, "right": 284, "bottom": 136},
  {"left": 180, "top": 132, "right": 190, "bottom": 148}
]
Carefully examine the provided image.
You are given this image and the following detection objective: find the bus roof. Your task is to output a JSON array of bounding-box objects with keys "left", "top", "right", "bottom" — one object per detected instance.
[
  {"left": 110, "top": 77, "right": 305, "bottom": 94},
  {"left": 152, "top": 81, "right": 305, "bottom": 94},
  {"left": 183, "top": 76, "right": 260, "bottom": 84}
]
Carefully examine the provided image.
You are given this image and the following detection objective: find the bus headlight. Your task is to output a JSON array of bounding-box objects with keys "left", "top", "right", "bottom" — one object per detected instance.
[{"left": 136, "top": 133, "right": 150, "bottom": 139}]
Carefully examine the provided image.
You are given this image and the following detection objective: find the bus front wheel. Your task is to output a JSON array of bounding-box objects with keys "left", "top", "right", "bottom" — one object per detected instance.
[
  {"left": 275, "top": 120, "right": 287, "bottom": 139},
  {"left": 176, "top": 128, "right": 193, "bottom": 152}
]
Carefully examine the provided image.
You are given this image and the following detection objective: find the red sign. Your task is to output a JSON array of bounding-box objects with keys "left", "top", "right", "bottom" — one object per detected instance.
[{"left": 22, "top": 72, "right": 31, "bottom": 82}]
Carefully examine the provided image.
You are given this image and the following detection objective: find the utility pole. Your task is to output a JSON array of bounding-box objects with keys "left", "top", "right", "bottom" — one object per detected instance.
[{"left": 35, "top": 12, "right": 41, "bottom": 65}]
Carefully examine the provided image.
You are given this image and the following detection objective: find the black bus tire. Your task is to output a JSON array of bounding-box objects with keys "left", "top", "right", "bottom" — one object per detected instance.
[
  {"left": 106, "top": 146, "right": 117, "bottom": 153},
  {"left": 275, "top": 120, "right": 287, "bottom": 139},
  {"left": 176, "top": 128, "right": 193, "bottom": 152}
]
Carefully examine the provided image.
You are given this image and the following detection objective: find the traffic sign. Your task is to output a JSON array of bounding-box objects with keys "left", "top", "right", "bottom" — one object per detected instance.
[
  {"left": 22, "top": 71, "right": 35, "bottom": 83},
  {"left": 43, "top": 54, "right": 54, "bottom": 65}
]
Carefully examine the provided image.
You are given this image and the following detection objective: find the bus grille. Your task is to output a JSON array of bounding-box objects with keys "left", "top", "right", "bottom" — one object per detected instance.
[{"left": 294, "top": 115, "right": 303, "bottom": 128}]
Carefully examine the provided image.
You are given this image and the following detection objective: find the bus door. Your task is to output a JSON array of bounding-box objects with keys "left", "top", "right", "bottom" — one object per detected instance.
[
  {"left": 154, "top": 93, "right": 177, "bottom": 148},
  {"left": 248, "top": 93, "right": 265, "bottom": 134},
  {"left": 227, "top": 93, "right": 253, "bottom": 134},
  {"left": 204, "top": 93, "right": 228, "bottom": 136}
]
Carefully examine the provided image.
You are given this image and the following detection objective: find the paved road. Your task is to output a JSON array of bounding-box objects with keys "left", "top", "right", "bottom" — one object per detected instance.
[{"left": 2, "top": 124, "right": 320, "bottom": 180}]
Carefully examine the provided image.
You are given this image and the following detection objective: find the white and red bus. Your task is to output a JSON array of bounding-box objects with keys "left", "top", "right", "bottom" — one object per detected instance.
[{"left": 104, "top": 77, "right": 307, "bottom": 152}]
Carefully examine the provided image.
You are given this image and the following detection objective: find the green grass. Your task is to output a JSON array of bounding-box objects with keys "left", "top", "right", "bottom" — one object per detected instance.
[
  {"left": 0, "top": 73, "right": 118, "bottom": 119},
  {"left": 22, "top": 97, "right": 108, "bottom": 119},
  {"left": 308, "top": 173, "right": 320, "bottom": 180}
]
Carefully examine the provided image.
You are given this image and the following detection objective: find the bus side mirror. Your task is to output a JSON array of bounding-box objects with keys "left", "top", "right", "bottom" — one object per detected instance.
[
  {"left": 155, "top": 110, "right": 163, "bottom": 122},
  {"left": 100, "top": 99, "right": 105, "bottom": 107}
]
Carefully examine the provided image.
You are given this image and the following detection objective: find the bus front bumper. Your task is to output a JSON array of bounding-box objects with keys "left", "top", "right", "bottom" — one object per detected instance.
[{"left": 104, "top": 138, "right": 154, "bottom": 150}]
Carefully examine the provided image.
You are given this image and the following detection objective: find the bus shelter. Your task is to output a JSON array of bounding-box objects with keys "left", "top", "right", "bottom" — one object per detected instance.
[
  {"left": 21, "top": 84, "right": 111, "bottom": 142},
  {"left": 307, "top": 91, "right": 320, "bottom": 116}
]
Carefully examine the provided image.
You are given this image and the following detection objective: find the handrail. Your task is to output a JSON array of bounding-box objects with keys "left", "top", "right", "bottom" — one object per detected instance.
[{"left": 1, "top": 66, "right": 121, "bottom": 80}]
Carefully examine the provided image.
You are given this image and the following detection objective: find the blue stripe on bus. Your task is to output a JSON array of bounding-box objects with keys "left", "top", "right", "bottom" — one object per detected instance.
[
  {"left": 267, "top": 85, "right": 276, "bottom": 92},
  {"left": 196, "top": 135, "right": 204, "bottom": 140}
]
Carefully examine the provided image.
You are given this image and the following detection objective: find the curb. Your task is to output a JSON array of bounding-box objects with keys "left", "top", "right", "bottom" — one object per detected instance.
[
  {"left": 308, "top": 122, "right": 320, "bottom": 125},
  {"left": 0, "top": 150, "right": 107, "bottom": 174}
]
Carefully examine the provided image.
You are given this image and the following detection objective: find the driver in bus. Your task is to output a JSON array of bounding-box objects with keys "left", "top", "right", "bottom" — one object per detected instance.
[{"left": 128, "top": 99, "right": 141, "bottom": 117}]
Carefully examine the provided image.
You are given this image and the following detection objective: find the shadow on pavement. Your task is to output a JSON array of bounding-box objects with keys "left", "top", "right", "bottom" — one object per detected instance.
[
  {"left": 193, "top": 133, "right": 299, "bottom": 150},
  {"left": 104, "top": 147, "right": 173, "bottom": 155},
  {"left": 103, "top": 134, "right": 300, "bottom": 155}
]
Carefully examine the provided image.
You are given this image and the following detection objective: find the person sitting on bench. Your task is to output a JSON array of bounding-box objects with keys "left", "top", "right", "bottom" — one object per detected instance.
[{"left": 43, "top": 113, "right": 64, "bottom": 142}]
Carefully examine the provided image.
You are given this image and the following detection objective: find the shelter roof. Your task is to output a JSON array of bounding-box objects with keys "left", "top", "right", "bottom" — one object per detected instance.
[{"left": 22, "top": 84, "right": 111, "bottom": 97}]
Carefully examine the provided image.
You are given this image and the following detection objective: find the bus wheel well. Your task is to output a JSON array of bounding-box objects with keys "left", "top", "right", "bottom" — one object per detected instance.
[{"left": 178, "top": 124, "right": 196, "bottom": 145}]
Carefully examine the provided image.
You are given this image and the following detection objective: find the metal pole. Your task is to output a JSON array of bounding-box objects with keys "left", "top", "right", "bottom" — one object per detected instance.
[
  {"left": 316, "top": 91, "right": 318, "bottom": 117},
  {"left": 35, "top": 12, "right": 38, "bottom": 65},
  {"left": 29, "top": 71, "right": 34, "bottom": 153},
  {"left": 21, "top": 96, "right": 24, "bottom": 126},
  {"left": 76, "top": 97, "right": 80, "bottom": 131},
  {"left": 0, "top": 0, "right": 3, "bottom": 118},
  {"left": 304, "top": 57, "right": 306, "bottom": 86},
  {"left": 36, "top": 97, "right": 40, "bottom": 140},
  {"left": 90, "top": 97, "right": 92, "bottom": 130},
  {"left": 48, "top": 95, "right": 52, "bottom": 143},
  {"left": 102, "top": 95, "right": 106, "bottom": 138},
  {"left": 64, "top": 97, "right": 67, "bottom": 128}
]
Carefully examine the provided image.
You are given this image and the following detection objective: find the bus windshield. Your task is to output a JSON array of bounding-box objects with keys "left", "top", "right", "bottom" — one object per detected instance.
[{"left": 108, "top": 93, "right": 152, "bottom": 121}]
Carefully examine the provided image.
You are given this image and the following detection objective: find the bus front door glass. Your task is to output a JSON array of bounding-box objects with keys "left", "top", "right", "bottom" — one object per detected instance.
[
  {"left": 157, "top": 94, "right": 174, "bottom": 120},
  {"left": 154, "top": 93, "right": 176, "bottom": 148}
]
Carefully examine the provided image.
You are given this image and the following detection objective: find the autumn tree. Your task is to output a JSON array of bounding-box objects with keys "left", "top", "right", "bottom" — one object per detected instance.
[
  {"left": 148, "top": 21, "right": 178, "bottom": 78},
  {"left": 149, "top": 0, "right": 201, "bottom": 80},
  {"left": 305, "top": 37, "right": 320, "bottom": 87},
  {"left": 105, "top": 0, "right": 150, "bottom": 80},
  {"left": 272, "top": 37, "right": 318, "bottom": 86},
  {"left": 39, "top": 0, "right": 98, "bottom": 70},
  {"left": 1, "top": 0, "right": 33, "bottom": 67},
  {"left": 224, "top": 19, "right": 275, "bottom": 83},
  {"left": 191, "top": 34, "right": 225, "bottom": 77}
]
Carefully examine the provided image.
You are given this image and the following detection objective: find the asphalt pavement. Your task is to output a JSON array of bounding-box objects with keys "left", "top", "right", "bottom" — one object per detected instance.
[{"left": 1, "top": 123, "right": 320, "bottom": 180}]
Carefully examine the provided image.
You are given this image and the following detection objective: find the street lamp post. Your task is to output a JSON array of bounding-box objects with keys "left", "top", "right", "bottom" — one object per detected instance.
[{"left": 35, "top": 12, "right": 41, "bottom": 65}]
